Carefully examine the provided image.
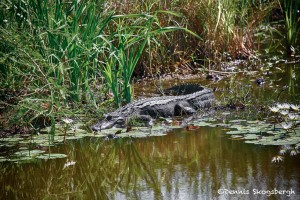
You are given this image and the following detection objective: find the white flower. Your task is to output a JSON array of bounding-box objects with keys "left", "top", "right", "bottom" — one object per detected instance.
[
  {"left": 281, "top": 122, "right": 293, "bottom": 130},
  {"left": 279, "top": 149, "right": 286, "bottom": 155},
  {"left": 71, "top": 125, "right": 79, "bottom": 132},
  {"left": 63, "top": 161, "right": 76, "bottom": 169},
  {"left": 282, "top": 103, "right": 291, "bottom": 109},
  {"left": 288, "top": 113, "right": 297, "bottom": 120},
  {"left": 277, "top": 103, "right": 290, "bottom": 110},
  {"left": 290, "top": 150, "right": 299, "bottom": 156},
  {"left": 62, "top": 118, "right": 73, "bottom": 124},
  {"left": 290, "top": 104, "right": 299, "bottom": 112},
  {"left": 279, "top": 110, "right": 289, "bottom": 116},
  {"left": 269, "top": 106, "right": 279, "bottom": 113},
  {"left": 272, "top": 156, "right": 283, "bottom": 163}
]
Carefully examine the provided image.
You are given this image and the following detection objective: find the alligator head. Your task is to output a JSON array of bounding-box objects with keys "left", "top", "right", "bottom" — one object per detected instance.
[{"left": 91, "top": 115, "right": 126, "bottom": 131}]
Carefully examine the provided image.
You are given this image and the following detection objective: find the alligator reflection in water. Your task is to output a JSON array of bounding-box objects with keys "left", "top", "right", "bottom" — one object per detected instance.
[{"left": 1, "top": 127, "right": 299, "bottom": 199}]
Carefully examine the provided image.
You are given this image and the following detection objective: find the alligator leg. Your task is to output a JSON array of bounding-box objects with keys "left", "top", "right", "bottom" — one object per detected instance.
[
  {"left": 174, "top": 103, "right": 197, "bottom": 116},
  {"left": 132, "top": 114, "right": 154, "bottom": 127}
]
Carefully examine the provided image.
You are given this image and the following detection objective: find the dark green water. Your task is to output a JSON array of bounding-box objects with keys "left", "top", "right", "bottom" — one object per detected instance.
[{"left": 1, "top": 127, "right": 300, "bottom": 200}]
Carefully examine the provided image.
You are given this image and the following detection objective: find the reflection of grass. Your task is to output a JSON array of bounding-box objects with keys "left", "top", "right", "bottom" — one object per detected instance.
[{"left": 67, "top": 139, "right": 162, "bottom": 199}]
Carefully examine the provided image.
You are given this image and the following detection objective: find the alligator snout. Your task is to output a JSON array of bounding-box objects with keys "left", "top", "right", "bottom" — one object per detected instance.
[
  {"left": 91, "top": 117, "right": 126, "bottom": 131},
  {"left": 91, "top": 124, "right": 101, "bottom": 132}
]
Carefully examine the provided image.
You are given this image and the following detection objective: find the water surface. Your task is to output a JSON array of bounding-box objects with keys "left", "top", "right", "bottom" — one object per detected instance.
[
  {"left": 1, "top": 57, "right": 299, "bottom": 200},
  {"left": 1, "top": 126, "right": 299, "bottom": 199}
]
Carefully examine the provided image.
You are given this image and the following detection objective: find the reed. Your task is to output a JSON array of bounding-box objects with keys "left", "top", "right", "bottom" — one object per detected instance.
[
  {"left": 0, "top": 0, "right": 114, "bottom": 128},
  {"left": 0, "top": 0, "right": 198, "bottom": 129},
  {"left": 0, "top": 0, "right": 284, "bottom": 132},
  {"left": 281, "top": 0, "right": 299, "bottom": 55},
  {"left": 99, "top": 11, "right": 196, "bottom": 107}
]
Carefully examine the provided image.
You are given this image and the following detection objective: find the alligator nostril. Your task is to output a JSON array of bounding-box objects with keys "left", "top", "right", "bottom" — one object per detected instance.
[{"left": 91, "top": 125, "right": 100, "bottom": 132}]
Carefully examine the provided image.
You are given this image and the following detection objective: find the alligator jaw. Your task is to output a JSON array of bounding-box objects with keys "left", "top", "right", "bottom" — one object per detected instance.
[{"left": 92, "top": 117, "right": 125, "bottom": 131}]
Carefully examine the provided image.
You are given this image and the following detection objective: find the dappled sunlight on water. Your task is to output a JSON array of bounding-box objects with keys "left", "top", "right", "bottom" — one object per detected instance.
[{"left": 1, "top": 127, "right": 299, "bottom": 199}]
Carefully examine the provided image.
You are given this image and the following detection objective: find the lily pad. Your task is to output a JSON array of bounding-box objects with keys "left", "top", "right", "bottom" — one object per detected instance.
[
  {"left": 193, "top": 121, "right": 214, "bottom": 127},
  {"left": 0, "top": 137, "right": 23, "bottom": 142},
  {"left": 229, "top": 119, "right": 247, "bottom": 123},
  {"left": 221, "top": 112, "right": 231, "bottom": 115},
  {"left": 66, "top": 128, "right": 87, "bottom": 135},
  {"left": 36, "top": 153, "right": 67, "bottom": 160},
  {"left": 247, "top": 120, "right": 261, "bottom": 124},
  {"left": 0, "top": 157, "right": 10, "bottom": 162},
  {"left": 245, "top": 140, "right": 260, "bottom": 144},
  {"left": 226, "top": 130, "right": 247, "bottom": 135},
  {"left": 14, "top": 149, "right": 45, "bottom": 157},
  {"left": 66, "top": 135, "right": 86, "bottom": 140},
  {"left": 167, "top": 125, "right": 183, "bottom": 129},
  {"left": 244, "top": 134, "right": 259, "bottom": 140},
  {"left": 230, "top": 124, "right": 247, "bottom": 130},
  {"left": 9, "top": 157, "right": 35, "bottom": 163},
  {"left": 150, "top": 126, "right": 167, "bottom": 131},
  {"left": 230, "top": 135, "right": 244, "bottom": 139},
  {"left": 39, "top": 143, "right": 56, "bottom": 147}
]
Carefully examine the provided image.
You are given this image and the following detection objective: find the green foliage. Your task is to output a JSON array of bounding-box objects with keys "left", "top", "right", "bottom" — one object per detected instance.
[
  {"left": 0, "top": 0, "right": 195, "bottom": 130},
  {"left": 0, "top": 0, "right": 296, "bottom": 133},
  {"left": 281, "top": 0, "right": 300, "bottom": 55},
  {"left": 0, "top": 0, "right": 114, "bottom": 129},
  {"left": 100, "top": 12, "right": 195, "bottom": 107}
]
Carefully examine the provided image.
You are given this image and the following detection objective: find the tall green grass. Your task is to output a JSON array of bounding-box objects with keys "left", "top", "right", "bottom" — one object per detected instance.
[
  {"left": 281, "top": 0, "right": 299, "bottom": 55},
  {"left": 100, "top": 12, "right": 198, "bottom": 107},
  {"left": 1, "top": 0, "right": 114, "bottom": 128},
  {"left": 0, "top": 0, "right": 197, "bottom": 129}
]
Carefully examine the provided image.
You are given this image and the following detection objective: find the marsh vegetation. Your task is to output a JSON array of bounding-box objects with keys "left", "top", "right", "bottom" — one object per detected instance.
[{"left": 0, "top": 0, "right": 299, "bottom": 132}]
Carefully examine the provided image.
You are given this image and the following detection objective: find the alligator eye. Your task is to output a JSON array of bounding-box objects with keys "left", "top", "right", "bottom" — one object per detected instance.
[{"left": 106, "top": 116, "right": 112, "bottom": 120}]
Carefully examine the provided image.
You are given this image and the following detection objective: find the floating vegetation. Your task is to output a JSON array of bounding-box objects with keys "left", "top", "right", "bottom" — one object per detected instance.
[
  {"left": 191, "top": 104, "right": 300, "bottom": 147},
  {"left": 232, "top": 120, "right": 297, "bottom": 145},
  {"left": 271, "top": 144, "right": 300, "bottom": 163},
  {"left": 36, "top": 154, "right": 68, "bottom": 160},
  {"left": 1, "top": 103, "right": 299, "bottom": 163},
  {"left": 14, "top": 149, "right": 45, "bottom": 157},
  {"left": 0, "top": 147, "right": 67, "bottom": 163},
  {"left": 271, "top": 155, "right": 284, "bottom": 163},
  {"left": 0, "top": 122, "right": 174, "bottom": 162}
]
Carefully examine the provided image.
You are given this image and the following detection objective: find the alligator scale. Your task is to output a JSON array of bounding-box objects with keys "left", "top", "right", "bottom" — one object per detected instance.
[{"left": 92, "top": 85, "right": 214, "bottom": 131}]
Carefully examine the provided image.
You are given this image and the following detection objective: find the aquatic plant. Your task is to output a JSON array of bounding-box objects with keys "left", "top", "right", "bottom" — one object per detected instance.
[
  {"left": 268, "top": 103, "right": 299, "bottom": 134},
  {"left": 273, "top": 144, "right": 299, "bottom": 163},
  {"left": 62, "top": 118, "right": 74, "bottom": 142},
  {"left": 271, "top": 155, "right": 284, "bottom": 163},
  {"left": 280, "top": 0, "right": 300, "bottom": 55},
  {"left": 99, "top": 11, "right": 196, "bottom": 106}
]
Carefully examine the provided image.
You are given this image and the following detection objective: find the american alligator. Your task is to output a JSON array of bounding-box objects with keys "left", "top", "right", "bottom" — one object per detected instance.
[{"left": 91, "top": 84, "right": 214, "bottom": 131}]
